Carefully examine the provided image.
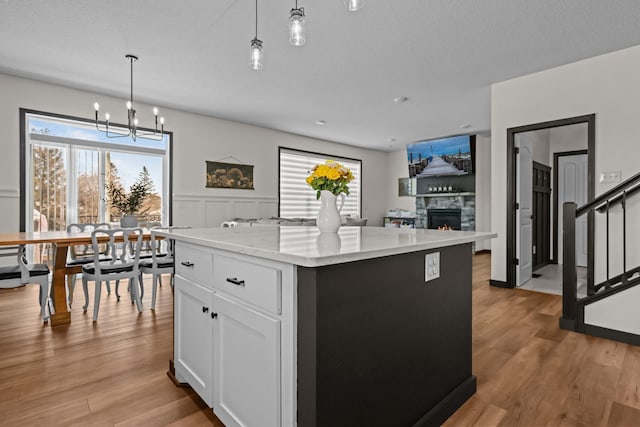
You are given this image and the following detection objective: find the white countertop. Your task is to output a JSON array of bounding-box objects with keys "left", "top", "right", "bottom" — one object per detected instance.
[{"left": 156, "top": 226, "right": 496, "bottom": 267}]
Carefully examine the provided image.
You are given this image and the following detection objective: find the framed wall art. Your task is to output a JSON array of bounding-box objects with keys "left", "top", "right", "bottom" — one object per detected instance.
[{"left": 206, "top": 160, "right": 255, "bottom": 189}]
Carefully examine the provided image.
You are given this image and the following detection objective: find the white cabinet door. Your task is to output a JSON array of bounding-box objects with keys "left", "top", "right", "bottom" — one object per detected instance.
[
  {"left": 174, "top": 275, "right": 214, "bottom": 407},
  {"left": 212, "top": 293, "right": 281, "bottom": 427}
]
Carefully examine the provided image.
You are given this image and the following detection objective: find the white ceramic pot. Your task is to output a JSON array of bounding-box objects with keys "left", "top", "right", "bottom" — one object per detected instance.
[{"left": 120, "top": 214, "right": 139, "bottom": 228}]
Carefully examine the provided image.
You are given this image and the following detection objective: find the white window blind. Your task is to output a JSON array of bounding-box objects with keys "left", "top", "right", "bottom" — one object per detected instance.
[{"left": 279, "top": 148, "right": 361, "bottom": 218}]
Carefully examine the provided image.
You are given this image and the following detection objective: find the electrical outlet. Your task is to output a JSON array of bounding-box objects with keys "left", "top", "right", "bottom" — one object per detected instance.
[
  {"left": 599, "top": 171, "right": 621, "bottom": 184},
  {"left": 425, "top": 252, "right": 440, "bottom": 282}
]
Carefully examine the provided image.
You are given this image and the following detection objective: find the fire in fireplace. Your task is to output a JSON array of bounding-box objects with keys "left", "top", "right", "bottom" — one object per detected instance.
[{"left": 427, "top": 208, "right": 462, "bottom": 230}]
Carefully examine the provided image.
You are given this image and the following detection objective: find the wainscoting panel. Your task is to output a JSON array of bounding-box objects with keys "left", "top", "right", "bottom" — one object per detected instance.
[
  {"left": 173, "top": 194, "right": 279, "bottom": 228},
  {"left": 205, "top": 200, "right": 233, "bottom": 228},
  {"left": 0, "top": 187, "right": 20, "bottom": 233}
]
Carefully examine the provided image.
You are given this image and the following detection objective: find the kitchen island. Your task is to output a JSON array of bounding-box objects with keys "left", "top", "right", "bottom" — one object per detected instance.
[{"left": 157, "top": 226, "right": 495, "bottom": 427}]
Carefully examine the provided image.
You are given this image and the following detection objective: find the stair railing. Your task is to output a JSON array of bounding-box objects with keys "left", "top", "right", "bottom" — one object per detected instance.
[{"left": 561, "top": 171, "right": 640, "bottom": 330}]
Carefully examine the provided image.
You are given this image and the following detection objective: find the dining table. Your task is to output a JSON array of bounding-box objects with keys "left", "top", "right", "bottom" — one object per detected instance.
[{"left": 0, "top": 230, "right": 154, "bottom": 326}]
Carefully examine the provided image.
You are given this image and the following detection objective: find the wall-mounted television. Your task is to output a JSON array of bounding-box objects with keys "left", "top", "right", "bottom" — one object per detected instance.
[{"left": 407, "top": 135, "right": 474, "bottom": 178}]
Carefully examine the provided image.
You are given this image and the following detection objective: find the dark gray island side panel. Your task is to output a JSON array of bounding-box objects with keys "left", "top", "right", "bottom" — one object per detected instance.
[{"left": 297, "top": 243, "right": 474, "bottom": 427}]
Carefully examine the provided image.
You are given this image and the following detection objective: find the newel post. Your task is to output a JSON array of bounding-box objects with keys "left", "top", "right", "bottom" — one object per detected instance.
[{"left": 560, "top": 202, "right": 578, "bottom": 329}]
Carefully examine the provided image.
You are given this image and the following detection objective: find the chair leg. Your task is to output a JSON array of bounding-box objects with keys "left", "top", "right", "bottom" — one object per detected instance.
[
  {"left": 39, "top": 279, "right": 50, "bottom": 322},
  {"left": 151, "top": 274, "right": 159, "bottom": 311},
  {"left": 106, "top": 280, "right": 112, "bottom": 294},
  {"left": 130, "top": 276, "right": 143, "bottom": 313},
  {"left": 66, "top": 273, "right": 76, "bottom": 307},
  {"left": 82, "top": 276, "right": 90, "bottom": 312},
  {"left": 115, "top": 280, "right": 121, "bottom": 302},
  {"left": 93, "top": 281, "right": 102, "bottom": 321}
]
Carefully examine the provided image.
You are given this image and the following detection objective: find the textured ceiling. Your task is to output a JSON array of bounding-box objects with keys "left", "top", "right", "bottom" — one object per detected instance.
[{"left": 1, "top": 0, "right": 640, "bottom": 151}]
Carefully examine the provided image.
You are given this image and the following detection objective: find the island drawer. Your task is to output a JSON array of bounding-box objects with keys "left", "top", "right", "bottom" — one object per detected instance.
[
  {"left": 213, "top": 253, "right": 282, "bottom": 315},
  {"left": 174, "top": 242, "right": 214, "bottom": 285}
]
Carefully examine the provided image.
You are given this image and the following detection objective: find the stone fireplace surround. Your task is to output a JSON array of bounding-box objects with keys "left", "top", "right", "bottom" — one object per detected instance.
[{"left": 415, "top": 194, "right": 475, "bottom": 231}]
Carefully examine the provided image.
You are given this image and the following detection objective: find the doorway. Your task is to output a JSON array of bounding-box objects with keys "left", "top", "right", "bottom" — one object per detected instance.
[{"left": 505, "top": 114, "right": 595, "bottom": 290}]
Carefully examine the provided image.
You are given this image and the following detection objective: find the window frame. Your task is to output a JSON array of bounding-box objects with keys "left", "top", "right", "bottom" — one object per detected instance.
[
  {"left": 19, "top": 108, "right": 173, "bottom": 232},
  {"left": 278, "top": 146, "right": 362, "bottom": 218}
]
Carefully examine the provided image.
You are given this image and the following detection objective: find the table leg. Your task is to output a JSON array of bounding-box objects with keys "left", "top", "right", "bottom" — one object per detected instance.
[{"left": 50, "top": 242, "right": 71, "bottom": 326}]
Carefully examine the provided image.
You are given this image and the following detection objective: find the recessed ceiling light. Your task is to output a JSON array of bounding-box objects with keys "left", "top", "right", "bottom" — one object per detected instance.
[
  {"left": 393, "top": 96, "right": 409, "bottom": 103},
  {"left": 459, "top": 124, "right": 472, "bottom": 129},
  {"left": 315, "top": 120, "right": 326, "bottom": 125}
]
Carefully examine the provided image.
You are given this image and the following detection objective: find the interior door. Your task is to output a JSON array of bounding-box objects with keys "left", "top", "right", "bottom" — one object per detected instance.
[
  {"left": 532, "top": 162, "right": 551, "bottom": 270},
  {"left": 516, "top": 136, "right": 533, "bottom": 286},
  {"left": 558, "top": 154, "right": 588, "bottom": 267}
]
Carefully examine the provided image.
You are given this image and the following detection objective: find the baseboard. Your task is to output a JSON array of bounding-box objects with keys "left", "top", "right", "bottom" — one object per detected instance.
[
  {"left": 583, "top": 324, "right": 640, "bottom": 346},
  {"left": 414, "top": 376, "right": 477, "bottom": 427},
  {"left": 489, "top": 279, "right": 513, "bottom": 288}
]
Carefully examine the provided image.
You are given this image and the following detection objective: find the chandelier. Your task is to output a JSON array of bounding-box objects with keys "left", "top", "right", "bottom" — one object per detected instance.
[{"left": 93, "top": 54, "right": 165, "bottom": 141}]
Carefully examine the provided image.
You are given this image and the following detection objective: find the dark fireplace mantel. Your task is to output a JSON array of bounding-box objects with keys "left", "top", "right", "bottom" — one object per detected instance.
[{"left": 427, "top": 208, "right": 462, "bottom": 230}]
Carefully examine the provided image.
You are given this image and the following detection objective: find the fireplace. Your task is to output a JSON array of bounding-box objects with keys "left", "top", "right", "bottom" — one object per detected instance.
[{"left": 427, "top": 208, "right": 462, "bottom": 230}]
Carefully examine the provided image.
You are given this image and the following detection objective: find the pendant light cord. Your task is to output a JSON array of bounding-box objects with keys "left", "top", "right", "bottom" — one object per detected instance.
[
  {"left": 255, "top": 0, "right": 258, "bottom": 39},
  {"left": 129, "top": 56, "right": 134, "bottom": 107}
]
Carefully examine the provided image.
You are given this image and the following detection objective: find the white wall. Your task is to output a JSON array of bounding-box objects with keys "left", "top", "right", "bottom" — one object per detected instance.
[
  {"left": 0, "top": 73, "right": 390, "bottom": 231},
  {"left": 491, "top": 45, "right": 640, "bottom": 287},
  {"left": 385, "top": 149, "right": 418, "bottom": 213},
  {"left": 522, "top": 129, "right": 551, "bottom": 166},
  {"left": 474, "top": 134, "right": 492, "bottom": 250}
]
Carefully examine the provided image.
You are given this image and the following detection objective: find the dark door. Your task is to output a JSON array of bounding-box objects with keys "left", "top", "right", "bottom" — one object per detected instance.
[{"left": 532, "top": 161, "right": 551, "bottom": 271}]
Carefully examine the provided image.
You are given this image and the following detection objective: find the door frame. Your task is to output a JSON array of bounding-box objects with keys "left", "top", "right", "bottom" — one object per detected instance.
[
  {"left": 552, "top": 149, "right": 588, "bottom": 265},
  {"left": 505, "top": 114, "right": 595, "bottom": 289}
]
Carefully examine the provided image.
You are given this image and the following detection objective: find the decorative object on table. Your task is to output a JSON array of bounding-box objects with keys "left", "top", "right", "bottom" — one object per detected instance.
[
  {"left": 206, "top": 159, "right": 255, "bottom": 189},
  {"left": 306, "top": 160, "right": 354, "bottom": 233},
  {"left": 106, "top": 165, "right": 154, "bottom": 227}
]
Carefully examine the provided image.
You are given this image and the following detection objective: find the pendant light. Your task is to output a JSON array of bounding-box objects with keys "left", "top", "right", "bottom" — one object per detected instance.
[
  {"left": 250, "top": 0, "right": 264, "bottom": 70},
  {"left": 93, "top": 55, "right": 165, "bottom": 141},
  {"left": 344, "top": 0, "right": 363, "bottom": 12},
  {"left": 288, "top": 0, "right": 306, "bottom": 46}
]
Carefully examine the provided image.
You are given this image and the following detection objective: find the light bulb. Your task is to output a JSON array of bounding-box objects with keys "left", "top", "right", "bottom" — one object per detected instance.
[
  {"left": 126, "top": 101, "right": 132, "bottom": 110},
  {"left": 249, "top": 38, "right": 264, "bottom": 70},
  {"left": 153, "top": 107, "right": 159, "bottom": 116},
  {"left": 105, "top": 113, "right": 110, "bottom": 121},
  {"left": 160, "top": 117, "right": 165, "bottom": 125},
  {"left": 94, "top": 102, "right": 100, "bottom": 111},
  {"left": 134, "top": 118, "right": 139, "bottom": 126},
  {"left": 289, "top": 8, "right": 306, "bottom": 46},
  {"left": 344, "top": 0, "right": 362, "bottom": 11}
]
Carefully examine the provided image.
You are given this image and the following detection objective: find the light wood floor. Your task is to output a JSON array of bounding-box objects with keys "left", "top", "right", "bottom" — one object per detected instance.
[{"left": 1, "top": 254, "right": 640, "bottom": 426}]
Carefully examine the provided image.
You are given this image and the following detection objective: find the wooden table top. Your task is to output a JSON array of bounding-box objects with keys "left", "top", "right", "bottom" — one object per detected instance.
[{"left": 0, "top": 231, "right": 154, "bottom": 246}]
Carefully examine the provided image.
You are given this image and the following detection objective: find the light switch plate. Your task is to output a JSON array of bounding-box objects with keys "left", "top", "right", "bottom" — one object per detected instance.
[
  {"left": 600, "top": 171, "right": 621, "bottom": 184},
  {"left": 425, "top": 252, "right": 440, "bottom": 282}
]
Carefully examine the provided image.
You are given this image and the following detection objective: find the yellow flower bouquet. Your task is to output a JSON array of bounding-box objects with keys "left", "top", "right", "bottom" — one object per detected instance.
[{"left": 306, "top": 160, "right": 354, "bottom": 200}]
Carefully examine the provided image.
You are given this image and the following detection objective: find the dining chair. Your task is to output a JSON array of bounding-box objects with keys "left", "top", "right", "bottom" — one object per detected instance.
[
  {"left": 66, "top": 223, "right": 113, "bottom": 307},
  {"left": 0, "top": 245, "right": 51, "bottom": 322},
  {"left": 81, "top": 228, "right": 144, "bottom": 321},
  {"left": 139, "top": 226, "right": 191, "bottom": 310}
]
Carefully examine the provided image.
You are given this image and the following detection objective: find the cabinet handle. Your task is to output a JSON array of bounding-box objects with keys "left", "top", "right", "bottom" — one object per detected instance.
[
  {"left": 181, "top": 261, "right": 194, "bottom": 268},
  {"left": 211, "top": 312, "right": 218, "bottom": 319},
  {"left": 226, "top": 277, "right": 245, "bottom": 286},
  {"left": 202, "top": 306, "right": 209, "bottom": 313}
]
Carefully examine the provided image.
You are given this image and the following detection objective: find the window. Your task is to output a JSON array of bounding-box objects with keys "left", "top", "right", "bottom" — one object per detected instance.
[
  {"left": 20, "top": 110, "right": 172, "bottom": 235},
  {"left": 279, "top": 148, "right": 361, "bottom": 218}
]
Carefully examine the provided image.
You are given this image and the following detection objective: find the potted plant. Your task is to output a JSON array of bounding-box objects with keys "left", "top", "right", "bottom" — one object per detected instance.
[{"left": 106, "top": 165, "right": 154, "bottom": 227}]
